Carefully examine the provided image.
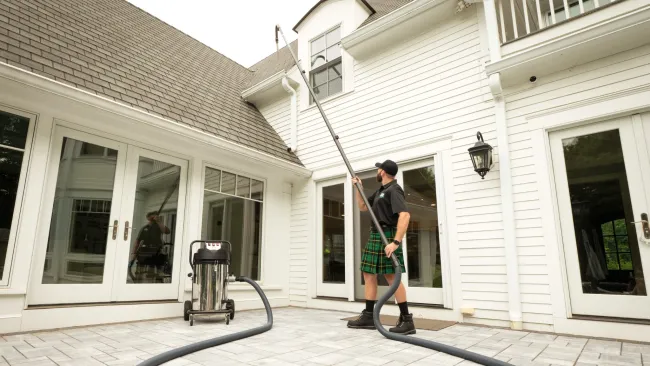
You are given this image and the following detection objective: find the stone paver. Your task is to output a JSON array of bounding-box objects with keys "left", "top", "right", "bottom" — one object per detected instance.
[{"left": 1, "top": 308, "right": 649, "bottom": 366}]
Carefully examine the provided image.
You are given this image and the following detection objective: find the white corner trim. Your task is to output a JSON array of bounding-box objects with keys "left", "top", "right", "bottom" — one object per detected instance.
[
  {"left": 341, "top": 0, "right": 449, "bottom": 50},
  {"left": 281, "top": 76, "right": 298, "bottom": 153},
  {"left": 490, "top": 73, "right": 523, "bottom": 329},
  {"left": 0, "top": 62, "right": 312, "bottom": 178}
]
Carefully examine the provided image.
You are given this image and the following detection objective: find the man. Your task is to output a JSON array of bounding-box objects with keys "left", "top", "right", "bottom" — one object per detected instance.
[
  {"left": 130, "top": 212, "right": 170, "bottom": 281},
  {"left": 347, "top": 160, "right": 415, "bottom": 335}
]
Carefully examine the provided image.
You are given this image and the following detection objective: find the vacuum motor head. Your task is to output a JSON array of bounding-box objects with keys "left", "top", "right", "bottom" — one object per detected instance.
[{"left": 193, "top": 241, "right": 231, "bottom": 265}]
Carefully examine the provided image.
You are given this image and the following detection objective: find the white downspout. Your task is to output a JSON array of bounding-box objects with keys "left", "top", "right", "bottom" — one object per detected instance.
[
  {"left": 281, "top": 76, "right": 298, "bottom": 153},
  {"left": 482, "top": 0, "right": 522, "bottom": 330}
]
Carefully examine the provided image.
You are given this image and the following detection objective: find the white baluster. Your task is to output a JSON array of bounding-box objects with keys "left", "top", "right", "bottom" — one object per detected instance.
[
  {"left": 523, "top": 0, "right": 531, "bottom": 34},
  {"left": 563, "top": 0, "right": 570, "bottom": 20},
  {"left": 510, "top": 0, "right": 519, "bottom": 39},
  {"left": 499, "top": 0, "right": 507, "bottom": 43},
  {"left": 578, "top": 0, "right": 585, "bottom": 14},
  {"left": 549, "top": 0, "right": 557, "bottom": 24},
  {"left": 536, "top": 0, "right": 543, "bottom": 30},
  {"left": 594, "top": 0, "right": 600, "bottom": 7}
]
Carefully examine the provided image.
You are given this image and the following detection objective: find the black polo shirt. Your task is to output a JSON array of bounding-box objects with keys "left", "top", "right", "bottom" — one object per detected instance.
[{"left": 367, "top": 180, "right": 408, "bottom": 228}]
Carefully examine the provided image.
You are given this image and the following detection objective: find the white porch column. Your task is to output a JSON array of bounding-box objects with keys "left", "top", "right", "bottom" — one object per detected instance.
[
  {"left": 489, "top": 72, "right": 523, "bottom": 330},
  {"left": 480, "top": 0, "right": 502, "bottom": 62}
]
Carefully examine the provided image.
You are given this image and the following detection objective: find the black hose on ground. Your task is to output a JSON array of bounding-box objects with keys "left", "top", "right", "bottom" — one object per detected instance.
[
  {"left": 136, "top": 276, "right": 273, "bottom": 366},
  {"left": 375, "top": 254, "right": 513, "bottom": 366}
]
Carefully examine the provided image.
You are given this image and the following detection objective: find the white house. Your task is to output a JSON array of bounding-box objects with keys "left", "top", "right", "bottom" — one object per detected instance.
[{"left": 1, "top": 0, "right": 650, "bottom": 343}]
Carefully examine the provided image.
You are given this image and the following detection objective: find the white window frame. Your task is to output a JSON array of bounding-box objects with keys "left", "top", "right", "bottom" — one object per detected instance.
[
  {"left": 199, "top": 163, "right": 267, "bottom": 282},
  {"left": 0, "top": 105, "right": 37, "bottom": 286},
  {"left": 309, "top": 24, "right": 343, "bottom": 104}
]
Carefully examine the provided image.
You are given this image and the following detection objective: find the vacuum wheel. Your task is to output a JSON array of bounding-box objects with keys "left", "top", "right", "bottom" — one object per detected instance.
[
  {"left": 184, "top": 300, "right": 191, "bottom": 321},
  {"left": 226, "top": 299, "right": 235, "bottom": 320}
]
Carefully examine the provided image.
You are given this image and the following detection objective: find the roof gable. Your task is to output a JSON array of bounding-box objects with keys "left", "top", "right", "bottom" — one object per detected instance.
[
  {"left": 249, "top": 0, "right": 413, "bottom": 87},
  {"left": 0, "top": 0, "right": 302, "bottom": 166},
  {"left": 293, "top": 0, "right": 376, "bottom": 32}
]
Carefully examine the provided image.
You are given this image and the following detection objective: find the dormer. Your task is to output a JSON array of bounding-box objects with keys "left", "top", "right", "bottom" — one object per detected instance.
[{"left": 293, "top": 0, "right": 375, "bottom": 110}]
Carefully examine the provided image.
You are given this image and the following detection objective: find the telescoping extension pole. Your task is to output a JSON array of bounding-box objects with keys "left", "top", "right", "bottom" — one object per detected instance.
[{"left": 275, "top": 25, "right": 512, "bottom": 366}]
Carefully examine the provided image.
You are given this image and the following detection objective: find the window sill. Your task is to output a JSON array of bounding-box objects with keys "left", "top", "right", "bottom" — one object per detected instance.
[
  {"left": 302, "top": 89, "right": 354, "bottom": 113},
  {"left": 228, "top": 283, "right": 282, "bottom": 292},
  {"left": 0, "top": 288, "right": 27, "bottom": 296}
]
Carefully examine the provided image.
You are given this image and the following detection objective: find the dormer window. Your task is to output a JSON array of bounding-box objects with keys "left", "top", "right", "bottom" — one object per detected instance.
[{"left": 310, "top": 26, "right": 342, "bottom": 103}]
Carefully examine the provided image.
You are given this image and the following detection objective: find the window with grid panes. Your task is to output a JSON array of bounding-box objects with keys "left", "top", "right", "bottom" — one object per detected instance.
[{"left": 310, "top": 26, "right": 342, "bottom": 103}]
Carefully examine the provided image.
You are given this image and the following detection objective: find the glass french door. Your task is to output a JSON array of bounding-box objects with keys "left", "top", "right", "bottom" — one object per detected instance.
[
  {"left": 112, "top": 145, "right": 187, "bottom": 302},
  {"left": 399, "top": 159, "right": 445, "bottom": 305},
  {"left": 316, "top": 177, "right": 349, "bottom": 298},
  {"left": 29, "top": 126, "right": 187, "bottom": 305},
  {"left": 550, "top": 115, "right": 650, "bottom": 319},
  {"left": 353, "top": 157, "right": 445, "bottom": 306}
]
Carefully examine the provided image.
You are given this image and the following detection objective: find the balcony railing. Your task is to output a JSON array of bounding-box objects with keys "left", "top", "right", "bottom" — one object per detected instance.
[{"left": 495, "top": 0, "right": 619, "bottom": 43}]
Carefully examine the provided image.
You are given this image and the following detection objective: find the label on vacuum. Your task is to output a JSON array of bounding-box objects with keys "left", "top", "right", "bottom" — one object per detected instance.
[{"left": 206, "top": 242, "right": 222, "bottom": 251}]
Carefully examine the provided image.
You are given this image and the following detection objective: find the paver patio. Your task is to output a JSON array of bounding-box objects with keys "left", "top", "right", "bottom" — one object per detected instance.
[{"left": 1, "top": 308, "right": 648, "bottom": 366}]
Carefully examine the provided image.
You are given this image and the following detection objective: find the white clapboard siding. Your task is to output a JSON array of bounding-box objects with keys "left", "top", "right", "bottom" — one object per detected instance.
[
  {"left": 256, "top": 7, "right": 512, "bottom": 322},
  {"left": 288, "top": 180, "right": 310, "bottom": 306},
  {"left": 502, "top": 44, "right": 650, "bottom": 324},
  {"left": 257, "top": 96, "right": 293, "bottom": 149}
]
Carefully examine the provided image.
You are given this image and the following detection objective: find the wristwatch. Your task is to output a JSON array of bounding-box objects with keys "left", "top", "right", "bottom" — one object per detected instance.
[{"left": 392, "top": 240, "right": 401, "bottom": 246}]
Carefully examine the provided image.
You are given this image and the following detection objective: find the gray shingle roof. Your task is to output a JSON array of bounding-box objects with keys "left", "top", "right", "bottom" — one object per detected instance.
[
  {"left": 360, "top": 0, "right": 414, "bottom": 27},
  {"left": 248, "top": 0, "right": 413, "bottom": 86},
  {"left": 0, "top": 0, "right": 302, "bottom": 166}
]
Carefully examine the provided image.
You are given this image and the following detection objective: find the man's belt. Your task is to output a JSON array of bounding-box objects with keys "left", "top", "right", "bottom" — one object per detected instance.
[{"left": 370, "top": 224, "right": 396, "bottom": 233}]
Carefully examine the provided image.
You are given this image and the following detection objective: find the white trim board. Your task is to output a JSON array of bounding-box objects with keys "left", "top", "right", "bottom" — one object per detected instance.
[{"left": 311, "top": 135, "right": 453, "bottom": 181}]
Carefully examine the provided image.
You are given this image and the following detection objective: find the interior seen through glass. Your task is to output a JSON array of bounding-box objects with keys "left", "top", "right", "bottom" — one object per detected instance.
[
  {"left": 403, "top": 166, "right": 442, "bottom": 288},
  {"left": 201, "top": 167, "right": 263, "bottom": 280},
  {"left": 0, "top": 111, "right": 30, "bottom": 281},
  {"left": 322, "top": 183, "right": 345, "bottom": 284},
  {"left": 562, "top": 129, "right": 646, "bottom": 296},
  {"left": 43, "top": 138, "right": 118, "bottom": 284}
]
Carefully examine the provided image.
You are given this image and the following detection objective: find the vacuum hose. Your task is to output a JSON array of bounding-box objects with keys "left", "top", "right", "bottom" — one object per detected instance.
[
  {"left": 275, "top": 25, "right": 513, "bottom": 366},
  {"left": 376, "top": 256, "right": 511, "bottom": 366},
  {"left": 136, "top": 276, "right": 273, "bottom": 366}
]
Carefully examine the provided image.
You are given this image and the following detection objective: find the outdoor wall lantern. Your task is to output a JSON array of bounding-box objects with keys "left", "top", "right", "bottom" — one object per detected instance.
[{"left": 468, "top": 132, "right": 493, "bottom": 179}]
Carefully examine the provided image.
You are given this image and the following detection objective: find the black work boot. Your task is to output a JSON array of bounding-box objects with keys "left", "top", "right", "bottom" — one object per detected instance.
[
  {"left": 389, "top": 313, "right": 416, "bottom": 335},
  {"left": 347, "top": 309, "right": 375, "bottom": 329}
]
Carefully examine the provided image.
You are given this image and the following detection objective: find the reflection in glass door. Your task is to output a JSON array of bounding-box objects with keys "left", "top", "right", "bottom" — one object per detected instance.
[
  {"left": 316, "top": 178, "right": 348, "bottom": 298},
  {"left": 30, "top": 128, "right": 127, "bottom": 305},
  {"left": 401, "top": 161, "right": 444, "bottom": 305},
  {"left": 551, "top": 117, "right": 650, "bottom": 319},
  {"left": 114, "top": 146, "right": 187, "bottom": 302}
]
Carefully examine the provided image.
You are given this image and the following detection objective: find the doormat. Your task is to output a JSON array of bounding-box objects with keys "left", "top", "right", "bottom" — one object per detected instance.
[{"left": 341, "top": 315, "right": 456, "bottom": 331}]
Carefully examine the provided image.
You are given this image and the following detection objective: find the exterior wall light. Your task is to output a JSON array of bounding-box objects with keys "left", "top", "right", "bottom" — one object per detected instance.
[{"left": 468, "top": 132, "right": 493, "bottom": 179}]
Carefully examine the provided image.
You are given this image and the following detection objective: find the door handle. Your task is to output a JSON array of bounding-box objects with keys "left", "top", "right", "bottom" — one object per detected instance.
[
  {"left": 124, "top": 221, "right": 130, "bottom": 241},
  {"left": 109, "top": 220, "right": 118, "bottom": 240},
  {"left": 631, "top": 213, "right": 650, "bottom": 240}
]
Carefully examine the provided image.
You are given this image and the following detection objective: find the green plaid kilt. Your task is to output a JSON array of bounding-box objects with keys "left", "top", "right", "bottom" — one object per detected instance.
[{"left": 360, "top": 227, "right": 406, "bottom": 274}]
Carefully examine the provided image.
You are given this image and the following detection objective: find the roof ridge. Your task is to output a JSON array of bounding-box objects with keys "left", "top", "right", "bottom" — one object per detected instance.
[{"left": 123, "top": 0, "right": 253, "bottom": 75}]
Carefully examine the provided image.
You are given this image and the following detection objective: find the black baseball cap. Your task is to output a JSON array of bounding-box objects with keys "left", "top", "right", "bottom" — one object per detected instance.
[{"left": 375, "top": 160, "right": 398, "bottom": 176}]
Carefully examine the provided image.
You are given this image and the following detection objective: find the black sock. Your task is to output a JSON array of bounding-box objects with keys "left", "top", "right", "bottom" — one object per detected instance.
[
  {"left": 398, "top": 301, "right": 409, "bottom": 315},
  {"left": 365, "top": 300, "right": 376, "bottom": 312}
]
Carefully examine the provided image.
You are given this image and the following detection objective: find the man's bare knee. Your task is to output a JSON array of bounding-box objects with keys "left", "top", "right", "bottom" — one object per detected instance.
[{"left": 363, "top": 273, "right": 378, "bottom": 284}]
